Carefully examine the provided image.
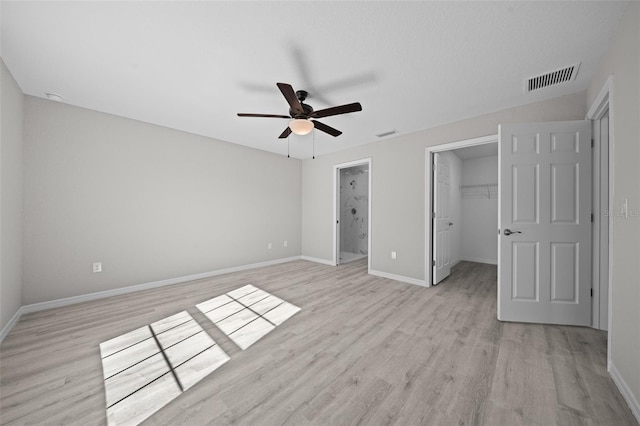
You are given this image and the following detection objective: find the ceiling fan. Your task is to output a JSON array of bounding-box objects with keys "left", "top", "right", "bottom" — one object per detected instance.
[{"left": 237, "top": 83, "right": 362, "bottom": 139}]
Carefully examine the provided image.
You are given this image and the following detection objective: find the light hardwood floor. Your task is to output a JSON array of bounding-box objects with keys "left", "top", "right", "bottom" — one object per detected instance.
[{"left": 1, "top": 260, "right": 637, "bottom": 425}]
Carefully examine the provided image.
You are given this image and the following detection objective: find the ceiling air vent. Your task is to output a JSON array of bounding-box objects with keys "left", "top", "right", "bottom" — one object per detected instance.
[{"left": 526, "top": 63, "right": 580, "bottom": 92}]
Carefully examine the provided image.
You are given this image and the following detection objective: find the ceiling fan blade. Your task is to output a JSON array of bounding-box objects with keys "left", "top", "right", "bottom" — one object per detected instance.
[
  {"left": 237, "top": 113, "right": 291, "bottom": 119},
  {"left": 277, "top": 82, "right": 304, "bottom": 115},
  {"left": 278, "top": 127, "right": 292, "bottom": 139},
  {"left": 312, "top": 120, "right": 342, "bottom": 137},
  {"left": 311, "top": 102, "right": 362, "bottom": 119}
]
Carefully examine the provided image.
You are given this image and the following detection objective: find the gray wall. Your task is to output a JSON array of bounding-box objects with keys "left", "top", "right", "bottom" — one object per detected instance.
[
  {"left": 22, "top": 97, "right": 302, "bottom": 304},
  {"left": 1, "top": 59, "right": 24, "bottom": 330},
  {"left": 587, "top": 2, "right": 640, "bottom": 413},
  {"left": 301, "top": 91, "right": 587, "bottom": 281}
]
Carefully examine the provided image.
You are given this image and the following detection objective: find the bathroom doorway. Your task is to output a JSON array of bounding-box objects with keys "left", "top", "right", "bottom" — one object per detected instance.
[{"left": 333, "top": 158, "right": 371, "bottom": 267}]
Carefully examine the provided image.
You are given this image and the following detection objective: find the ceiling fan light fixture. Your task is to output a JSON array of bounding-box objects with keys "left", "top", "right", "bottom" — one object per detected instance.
[{"left": 289, "top": 119, "right": 314, "bottom": 135}]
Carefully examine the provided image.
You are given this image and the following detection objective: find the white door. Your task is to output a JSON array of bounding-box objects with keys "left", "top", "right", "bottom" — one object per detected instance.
[
  {"left": 336, "top": 168, "right": 342, "bottom": 265},
  {"left": 433, "top": 153, "right": 452, "bottom": 284},
  {"left": 498, "top": 120, "right": 592, "bottom": 326}
]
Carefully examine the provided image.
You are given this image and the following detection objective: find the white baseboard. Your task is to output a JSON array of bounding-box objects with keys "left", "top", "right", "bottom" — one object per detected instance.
[
  {"left": 460, "top": 256, "right": 498, "bottom": 265},
  {"left": 609, "top": 362, "right": 640, "bottom": 423},
  {"left": 0, "top": 256, "right": 302, "bottom": 343},
  {"left": 339, "top": 254, "right": 368, "bottom": 264},
  {"left": 300, "top": 255, "right": 335, "bottom": 266},
  {"left": 0, "top": 305, "right": 25, "bottom": 343},
  {"left": 369, "top": 269, "right": 426, "bottom": 287}
]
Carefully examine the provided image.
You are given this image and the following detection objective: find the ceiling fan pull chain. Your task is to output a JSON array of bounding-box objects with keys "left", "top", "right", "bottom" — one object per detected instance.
[
  {"left": 312, "top": 129, "right": 315, "bottom": 160},
  {"left": 287, "top": 135, "right": 290, "bottom": 158}
]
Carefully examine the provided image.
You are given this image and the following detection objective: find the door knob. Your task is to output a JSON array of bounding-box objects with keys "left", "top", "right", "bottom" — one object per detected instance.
[{"left": 503, "top": 229, "right": 522, "bottom": 236}]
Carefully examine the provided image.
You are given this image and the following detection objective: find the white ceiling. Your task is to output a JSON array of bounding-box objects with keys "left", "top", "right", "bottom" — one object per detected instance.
[{"left": 0, "top": 1, "right": 626, "bottom": 159}]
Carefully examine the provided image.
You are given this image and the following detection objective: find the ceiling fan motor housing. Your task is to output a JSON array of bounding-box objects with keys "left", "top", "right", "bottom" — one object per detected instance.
[
  {"left": 291, "top": 104, "right": 313, "bottom": 118},
  {"left": 290, "top": 90, "right": 312, "bottom": 118}
]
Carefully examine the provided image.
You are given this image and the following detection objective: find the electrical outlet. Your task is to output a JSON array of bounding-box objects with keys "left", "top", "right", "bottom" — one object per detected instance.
[
  {"left": 284, "top": 240, "right": 288, "bottom": 247},
  {"left": 391, "top": 251, "right": 397, "bottom": 260},
  {"left": 268, "top": 242, "right": 272, "bottom": 250},
  {"left": 93, "top": 262, "right": 102, "bottom": 273}
]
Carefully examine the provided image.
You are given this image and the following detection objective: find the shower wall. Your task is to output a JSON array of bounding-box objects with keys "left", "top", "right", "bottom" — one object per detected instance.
[{"left": 340, "top": 166, "right": 369, "bottom": 255}]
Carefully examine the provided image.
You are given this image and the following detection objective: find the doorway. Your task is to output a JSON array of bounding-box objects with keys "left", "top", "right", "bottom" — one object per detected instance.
[
  {"left": 333, "top": 158, "right": 372, "bottom": 268},
  {"left": 426, "top": 117, "right": 611, "bottom": 331},
  {"left": 587, "top": 76, "right": 613, "bottom": 332},
  {"left": 425, "top": 135, "right": 498, "bottom": 287},
  {"left": 430, "top": 144, "right": 499, "bottom": 285}
]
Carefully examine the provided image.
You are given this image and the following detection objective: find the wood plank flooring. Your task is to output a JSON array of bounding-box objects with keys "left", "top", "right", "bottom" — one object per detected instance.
[{"left": 1, "top": 260, "right": 637, "bottom": 425}]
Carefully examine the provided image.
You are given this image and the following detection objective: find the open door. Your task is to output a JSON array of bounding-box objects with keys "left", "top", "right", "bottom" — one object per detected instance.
[
  {"left": 335, "top": 167, "right": 342, "bottom": 265},
  {"left": 433, "top": 153, "right": 452, "bottom": 284},
  {"left": 498, "top": 120, "right": 592, "bottom": 326}
]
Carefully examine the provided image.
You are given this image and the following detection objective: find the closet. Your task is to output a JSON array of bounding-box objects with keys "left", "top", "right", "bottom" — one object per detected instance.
[{"left": 445, "top": 143, "right": 499, "bottom": 267}]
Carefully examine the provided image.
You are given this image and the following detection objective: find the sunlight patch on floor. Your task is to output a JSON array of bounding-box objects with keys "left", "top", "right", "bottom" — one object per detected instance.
[
  {"left": 196, "top": 284, "right": 300, "bottom": 350},
  {"left": 99, "top": 311, "right": 229, "bottom": 425}
]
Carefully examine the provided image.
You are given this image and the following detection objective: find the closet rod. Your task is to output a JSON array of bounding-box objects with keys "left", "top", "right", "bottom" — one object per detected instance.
[{"left": 459, "top": 183, "right": 498, "bottom": 189}]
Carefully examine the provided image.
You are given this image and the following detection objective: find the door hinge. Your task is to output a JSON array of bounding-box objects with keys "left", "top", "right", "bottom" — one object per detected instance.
[
  {"left": 591, "top": 213, "right": 594, "bottom": 223},
  {"left": 591, "top": 288, "right": 593, "bottom": 297},
  {"left": 432, "top": 260, "right": 436, "bottom": 267},
  {"left": 432, "top": 211, "right": 436, "bottom": 218},
  {"left": 498, "top": 228, "right": 500, "bottom": 235}
]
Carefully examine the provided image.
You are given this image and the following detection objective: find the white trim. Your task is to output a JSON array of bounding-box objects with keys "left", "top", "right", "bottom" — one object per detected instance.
[
  {"left": 338, "top": 253, "right": 368, "bottom": 264},
  {"left": 300, "top": 255, "right": 335, "bottom": 266},
  {"left": 21, "top": 256, "right": 302, "bottom": 314},
  {"left": 586, "top": 76, "right": 615, "bottom": 363},
  {"left": 427, "top": 134, "right": 499, "bottom": 153},
  {"left": 586, "top": 76, "right": 613, "bottom": 120},
  {"left": 460, "top": 256, "right": 498, "bottom": 265},
  {"left": 609, "top": 362, "right": 640, "bottom": 424},
  {"left": 333, "top": 158, "right": 372, "bottom": 273},
  {"left": 369, "top": 269, "right": 426, "bottom": 287},
  {"left": 0, "top": 256, "right": 302, "bottom": 343},
  {"left": 591, "top": 116, "right": 602, "bottom": 329},
  {"left": 590, "top": 112, "right": 610, "bottom": 331},
  {"left": 497, "top": 128, "right": 503, "bottom": 320},
  {"left": 425, "top": 134, "right": 499, "bottom": 287},
  {"left": 0, "top": 306, "right": 26, "bottom": 343}
]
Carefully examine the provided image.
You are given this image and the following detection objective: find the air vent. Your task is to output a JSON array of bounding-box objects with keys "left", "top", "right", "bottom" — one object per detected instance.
[
  {"left": 376, "top": 129, "right": 398, "bottom": 138},
  {"left": 526, "top": 63, "right": 580, "bottom": 92}
]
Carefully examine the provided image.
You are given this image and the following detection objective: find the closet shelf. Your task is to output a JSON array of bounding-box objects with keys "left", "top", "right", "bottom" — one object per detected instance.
[
  {"left": 459, "top": 183, "right": 498, "bottom": 189},
  {"left": 460, "top": 183, "right": 498, "bottom": 199}
]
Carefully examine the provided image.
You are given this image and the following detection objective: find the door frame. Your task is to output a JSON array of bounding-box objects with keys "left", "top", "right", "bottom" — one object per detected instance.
[
  {"left": 425, "top": 134, "right": 498, "bottom": 287},
  {"left": 333, "top": 158, "right": 372, "bottom": 271},
  {"left": 586, "top": 76, "right": 614, "bottom": 346}
]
